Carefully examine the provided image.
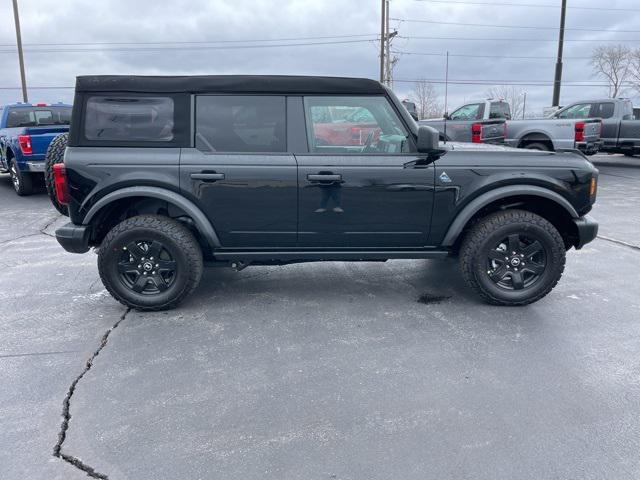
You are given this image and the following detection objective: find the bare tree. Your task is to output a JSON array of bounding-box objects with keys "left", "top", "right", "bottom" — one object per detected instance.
[
  {"left": 409, "top": 80, "right": 442, "bottom": 119},
  {"left": 591, "top": 45, "right": 631, "bottom": 98},
  {"left": 485, "top": 85, "right": 526, "bottom": 119},
  {"left": 628, "top": 48, "right": 640, "bottom": 94}
]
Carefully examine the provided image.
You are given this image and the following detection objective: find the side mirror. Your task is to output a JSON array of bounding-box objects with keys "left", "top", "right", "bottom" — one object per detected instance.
[{"left": 416, "top": 125, "right": 439, "bottom": 153}]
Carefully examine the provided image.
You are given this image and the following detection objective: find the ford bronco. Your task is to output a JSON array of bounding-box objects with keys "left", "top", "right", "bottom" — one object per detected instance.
[{"left": 54, "top": 75, "right": 598, "bottom": 310}]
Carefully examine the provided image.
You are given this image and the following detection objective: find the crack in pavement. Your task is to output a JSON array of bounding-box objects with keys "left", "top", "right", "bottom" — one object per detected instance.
[
  {"left": 0, "top": 213, "right": 62, "bottom": 245},
  {"left": 53, "top": 308, "right": 131, "bottom": 479},
  {"left": 597, "top": 235, "right": 640, "bottom": 251}
]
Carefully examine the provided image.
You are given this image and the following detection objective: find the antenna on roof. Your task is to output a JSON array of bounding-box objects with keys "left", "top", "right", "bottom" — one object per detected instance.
[{"left": 443, "top": 51, "right": 449, "bottom": 144}]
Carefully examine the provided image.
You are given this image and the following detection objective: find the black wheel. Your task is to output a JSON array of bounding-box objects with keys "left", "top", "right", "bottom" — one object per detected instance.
[
  {"left": 524, "top": 142, "right": 551, "bottom": 152},
  {"left": 460, "top": 209, "right": 566, "bottom": 306},
  {"left": 624, "top": 153, "right": 636, "bottom": 157},
  {"left": 98, "top": 215, "right": 203, "bottom": 311},
  {"left": 8, "top": 159, "right": 33, "bottom": 196},
  {"left": 44, "top": 133, "right": 69, "bottom": 215}
]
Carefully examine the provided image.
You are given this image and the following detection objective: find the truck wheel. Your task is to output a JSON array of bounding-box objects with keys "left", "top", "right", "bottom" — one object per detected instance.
[
  {"left": 98, "top": 215, "right": 203, "bottom": 311},
  {"left": 44, "top": 133, "right": 69, "bottom": 216},
  {"left": 8, "top": 159, "right": 33, "bottom": 196},
  {"left": 524, "top": 142, "right": 550, "bottom": 151},
  {"left": 459, "top": 209, "right": 566, "bottom": 306}
]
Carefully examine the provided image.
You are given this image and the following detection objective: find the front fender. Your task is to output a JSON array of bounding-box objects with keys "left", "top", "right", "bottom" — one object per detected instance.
[
  {"left": 82, "top": 186, "right": 221, "bottom": 248},
  {"left": 441, "top": 185, "right": 579, "bottom": 246}
]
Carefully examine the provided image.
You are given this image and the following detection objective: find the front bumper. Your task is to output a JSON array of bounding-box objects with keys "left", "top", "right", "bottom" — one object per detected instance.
[
  {"left": 55, "top": 223, "right": 91, "bottom": 254},
  {"left": 573, "top": 215, "right": 598, "bottom": 249}
]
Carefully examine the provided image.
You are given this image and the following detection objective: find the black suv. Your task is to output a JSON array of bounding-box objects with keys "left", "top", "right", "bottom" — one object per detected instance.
[{"left": 54, "top": 75, "right": 598, "bottom": 310}]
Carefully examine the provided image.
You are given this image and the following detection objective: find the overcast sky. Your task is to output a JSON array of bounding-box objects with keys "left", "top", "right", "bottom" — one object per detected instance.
[{"left": 0, "top": 0, "right": 639, "bottom": 114}]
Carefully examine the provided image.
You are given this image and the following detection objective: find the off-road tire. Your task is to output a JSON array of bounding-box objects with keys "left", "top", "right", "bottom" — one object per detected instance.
[
  {"left": 44, "top": 133, "right": 69, "bottom": 215},
  {"left": 9, "top": 159, "right": 33, "bottom": 196},
  {"left": 459, "top": 209, "right": 566, "bottom": 306},
  {"left": 98, "top": 215, "right": 203, "bottom": 311},
  {"left": 524, "top": 142, "right": 551, "bottom": 152}
]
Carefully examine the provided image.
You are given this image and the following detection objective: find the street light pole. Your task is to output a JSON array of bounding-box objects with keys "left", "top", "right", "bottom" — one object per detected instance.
[
  {"left": 552, "top": 0, "right": 567, "bottom": 107},
  {"left": 11, "top": 0, "right": 28, "bottom": 103}
]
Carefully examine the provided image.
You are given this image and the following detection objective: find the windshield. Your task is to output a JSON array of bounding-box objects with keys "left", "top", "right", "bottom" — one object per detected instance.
[{"left": 6, "top": 106, "right": 71, "bottom": 128}]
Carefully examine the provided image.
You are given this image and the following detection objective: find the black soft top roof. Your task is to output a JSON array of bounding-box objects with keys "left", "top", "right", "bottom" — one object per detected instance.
[{"left": 75, "top": 75, "right": 386, "bottom": 95}]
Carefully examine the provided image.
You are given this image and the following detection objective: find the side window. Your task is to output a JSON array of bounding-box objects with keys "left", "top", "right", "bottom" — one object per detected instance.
[
  {"left": 489, "top": 102, "right": 511, "bottom": 120},
  {"left": 592, "top": 103, "right": 615, "bottom": 119},
  {"left": 195, "top": 96, "right": 286, "bottom": 153},
  {"left": 557, "top": 103, "right": 592, "bottom": 119},
  {"left": 449, "top": 103, "right": 483, "bottom": 121},
  {"left": 304, "top": 96, "right": 410, "bottom": 154},
  {"left": 84, "top": 96, "right": 174, "bottom": 141}
]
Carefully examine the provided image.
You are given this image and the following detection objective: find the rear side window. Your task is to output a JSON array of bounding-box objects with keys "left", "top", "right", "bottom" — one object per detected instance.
[
  {"left": 84, "top": 96, "right": 174, "bottom": 142},
  {"left": 592, "top": 103, "right": 615, "bottom": 119},
  {"left": 489, "top": 102, "right": 511, "bottom": 119},
  {"left": 195, "top": 96, "right": 286, "bottom": 153},
  {"left": 6, "top": 107, "right": 71, "bottom": 127}
]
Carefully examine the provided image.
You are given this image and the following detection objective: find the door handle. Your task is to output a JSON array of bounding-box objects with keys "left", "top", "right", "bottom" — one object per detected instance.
[
  {"left": 191, "top": 172, "right": 225, "bottom": 181},
  {"left": 307, "top": 174, "right": 342, "bottom": 182}
]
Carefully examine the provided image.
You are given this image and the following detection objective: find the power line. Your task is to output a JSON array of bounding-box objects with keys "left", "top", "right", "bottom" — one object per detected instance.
[
  {"left": 414, "top": 0, "right": 640, "bottom": 12},
  {"left": 394, "top": 78, "right": 634, "bottom": 86},
  {"left": 392, "top": 50, "right": 591, "bottom": 60},
  {"left": 0, "top": 38, "right": 379, "bottom": 54},
  {"left": 0, "top": 34, "right": 380, "bottom": 49},
  {"left": 391, "top": 18, "right": 640, "bottom": 34},
  {"left": 399, "top": 35, "right": 640, "bottom": 42}
]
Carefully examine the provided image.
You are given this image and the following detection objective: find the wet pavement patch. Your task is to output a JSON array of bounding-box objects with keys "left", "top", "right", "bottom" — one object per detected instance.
[{"left": 417, "top": 293, "right": 451, "bottom": 305}]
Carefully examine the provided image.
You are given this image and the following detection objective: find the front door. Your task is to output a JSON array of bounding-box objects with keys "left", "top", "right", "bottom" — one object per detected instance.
[
  {"left": 180, "top": 95, "right": 297, "bottom": 248},
  {"left": 296, "top": 95, "right": 435, "bottom": 248}
]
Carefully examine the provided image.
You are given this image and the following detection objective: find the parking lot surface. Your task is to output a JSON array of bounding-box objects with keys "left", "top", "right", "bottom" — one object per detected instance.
[{"left": 1, "top": 155, "right": 639, "bottom": 479}]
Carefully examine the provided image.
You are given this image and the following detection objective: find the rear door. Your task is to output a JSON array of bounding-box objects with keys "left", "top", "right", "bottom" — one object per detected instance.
[
  {"left": 295, "top": 95, "right": 435, "bottom": 248},
  {"left": 179, "top": 95, "right": 298, "bottom": 248},
  {"left": 591, "top": 102, "right": 617, "bottom": 147}
]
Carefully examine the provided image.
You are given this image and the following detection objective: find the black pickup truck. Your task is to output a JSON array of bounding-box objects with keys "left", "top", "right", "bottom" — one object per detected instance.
[
  {"left": 549, "top": 98, "right": 640, "bottom": 156},
  {"left": 53, "top": 75, "right": 598, "bottom": 310}
]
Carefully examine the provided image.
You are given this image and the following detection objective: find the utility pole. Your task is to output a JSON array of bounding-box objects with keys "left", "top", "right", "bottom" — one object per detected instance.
[
  {"left": 552, "top": 0, "right": 567, "bottom": 107},
  {"left": 379, "top": 0, "right": 386, "bottom": 83},
  {"left": 12, "top": 0, "right": 28, "bottom": 103},
  {"left": 522, "top": 92, "right": 527, "bottom": 119},
  {"left": 385, "top": 0, "right": 390, "bottom": 85}
]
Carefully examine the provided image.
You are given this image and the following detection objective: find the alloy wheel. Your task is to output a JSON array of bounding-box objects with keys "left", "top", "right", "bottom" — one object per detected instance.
[
  {"left": 486, "top": 233, "right": 547, "bottom": 291},
  {"left": 117, "top": 240, "right": 177, "bottom": 295}
]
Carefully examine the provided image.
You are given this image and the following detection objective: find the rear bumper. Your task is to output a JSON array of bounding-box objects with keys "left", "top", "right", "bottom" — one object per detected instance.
[
  {"left": 55, "top": 222, "right": 91, "bottom": 254},
  {"left": 576, "top": 140, "right": 603, "bottom": 155},
  {"left": 25, "top": 161, "right": 45, "bottom": 172},
  {"left": 573, "top": 215, "right": 598, "bottom": 249}
]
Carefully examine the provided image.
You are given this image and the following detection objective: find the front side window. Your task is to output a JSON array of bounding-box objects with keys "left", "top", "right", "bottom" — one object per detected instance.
[
  {"left": 557, "top": 103, "right": 592, "bottom": 119},
  {"left": 84, "top": 96, "right": 174, "bottom": 142},
  {"left": 6, "top": 106, "right": 71, "bottom": 128},
  {"left": 304, "top": 96, "right": 410, "bottom": 154},
  {"left": 195, "top": 96, "right": 286, "bottom": 153},
  {"left": 450, "top": 103, "right": 483, "bottom": 121}
]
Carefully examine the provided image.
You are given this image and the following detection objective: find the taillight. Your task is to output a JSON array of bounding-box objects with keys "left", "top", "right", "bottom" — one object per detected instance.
[
  {"left": 52, "top": 163, "right": 70, "bottom": 205},
  {"left": 575, "top": 121, "right": 585, "bottom": 143},
  {"left": 18, "top": 134, "right": 33, "bottom": 155},
  {"left": 471, "top": 123, "right": 482, "bottom": 143}
]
